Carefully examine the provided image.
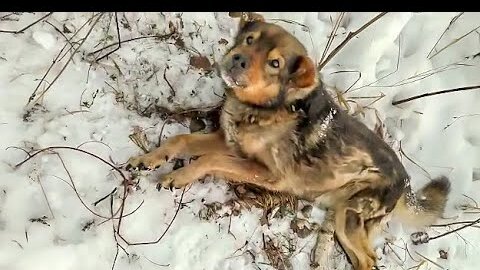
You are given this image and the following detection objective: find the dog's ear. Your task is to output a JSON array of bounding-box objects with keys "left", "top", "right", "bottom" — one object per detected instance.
[
  {"left": 229, "top": 12, "right": 265, "bottom": 29},
  {"left": 289, "top": 56, "right": 317, "bottom": 89}
]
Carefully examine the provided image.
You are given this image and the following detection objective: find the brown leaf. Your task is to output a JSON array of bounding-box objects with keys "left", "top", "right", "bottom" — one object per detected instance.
[
  {"left": 128, "top": 126, "right": 149, "bottom": 153},
  {"left": 228, "top": 12, "right": 243, "bottom": 18},
  {"left": 189, "top": 117, "right": 206, "bottom": 132},
  {"left": 290, "top": 218, "right": 315, "bottom": 238},
  {"left": 260, "top": 211, "right": 269, "bottom": 226},
  {"left": 168, "top": 21, "right": 176, "bottom": 34},
  {"left": 62, "top": 24, "right": 72, "bottom": 33},
  {"left": 473, "top": 167, "right": 480, "bottom": 181},
  {"left": 218, "top": 38, "right": 228, "bottom": 45},
  {"left": 189, "top": 55, "right": 212, "bottom": 71},
  {"left": 373, "top": 112, "right": 385, "bottom": 139},
  {"left": 29, "top": 216, "right": 50, "bottom": 226},
  {"left": 263, "top": 237, "right": 292, "bottom": 270},
  {"left": 198, "top": 202, "right": 223, "bottom": 221},
  {"left": 411, "top": 231, "right": 430, "bottom": 245},
  {"left": 300, "top": 204, "right": 313, "bottom": 218},
  {"left": 174, "top": 37, "right": 185, "bottom": 49},
  {"left": 439, "top": 249, "right": 448, "bottom": 259}
]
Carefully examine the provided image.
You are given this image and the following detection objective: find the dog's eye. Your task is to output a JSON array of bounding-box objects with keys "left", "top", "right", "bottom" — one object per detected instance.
[
  {"left": 269, "top": 59, "right": 280, "bottom": 68},
  {"left": 246, "top": 36, "right": 254, "bottom": 45}
]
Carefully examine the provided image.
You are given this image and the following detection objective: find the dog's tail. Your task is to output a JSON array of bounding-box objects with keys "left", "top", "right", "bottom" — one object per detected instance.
[{"left": 393, "top": 176, "right": 451, "bottom": 228}]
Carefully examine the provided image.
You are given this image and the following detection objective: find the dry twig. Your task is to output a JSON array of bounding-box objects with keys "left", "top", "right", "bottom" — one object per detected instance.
[
  {"left": 318, "top": 12, "right": 388, "bottom": 70},
  {"left": 0, "top": 12, "right": 53, "bottom": 34},
  {"left": 392, "top": 85, "right": 480, "bottom": 106}
]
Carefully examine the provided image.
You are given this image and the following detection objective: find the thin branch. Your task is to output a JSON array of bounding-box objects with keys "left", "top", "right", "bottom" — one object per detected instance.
[
  {"left": 14, "top": 146, "right": 125, "bottom": 180},
  {"left": 427, "top": 12, "right": 464, "bottom": 59},
  {"left": 143, "top": 256, "right": 170, "bottom": 267},
  {"left": 429, "top": 24, "right": 480, "bottom": 60},
  {"left": 384, "top": 242, "right": 405, "bottom": 265},
  {"left": 26, "top": 41, "right": 70, "bottom": 105},
  {"left": 157, "top": 120, "right": 169, "bottom": 147},
  {"left": 350, "top": 34, "right": 402, "bottom": 92},
  {"left": 111, "top": 200, "right": 120, "bottom": 270},
  {"left": 76, "top": 140, "right": 113, "bottom": 152},
  {"left": 320, "top": 12, "right": 345, "bottom": 66},
  {"left": 111, "top": 242, "right": 119, "bottom": 270},
  {"left": 45, "top": 21, "right": 75, "bottom": 54},
  {"left": 5, "top": 146, "right": 31, "bottom": 157},
  {"left": 0, "top": 12, "right": 53, "bottom": 34},
  {"left": 55, "top": 152, "right": 115, "bottom": 219},
  {"left": 94, "top": 188, "right": 118, "bottom": 206},
  {"left": 37, "top": 175, "right": 55, "bottom": 218},
  {"left": 117, "top": 189, "right": 185, "bottom": 246},
  {"left": 399, "top": 141, "right": 431, "bottom": 179},
  {"left": 329, "top": 70, "right": 362, "bottom": 94},
  {"left": 430, "top": 217, "right": 480, "bottom": 241},
  {"left": 27, "top": 13, "right": 104, "bottom": 107},
  {"left": 88, "top": 33, "right": 175, "bottom": 58},
  {"left": 0, "top": 13, "right": 16, "bottom": 21},
  {"left": 47, "top": 174, "right": 74, "bottom": 189},
  {"left": 45, "top": 21, "right": 73, "bottom": 47},
  {"left": 163, "top": 67, "right": 176, "bottom": 97},
  {"left": 97, "top": 200, "right": 145, "bottom": 226},
  {"left": 392, "top": 85, "right": 480, "bottom": 106},
  {"left": 462, "top": 194, "right": 479, "bottom": 208},
  {"left": 443, "top": 113, "right": 480, "bottom": 130},
  {"left": 414, "top": 252, "right": 444, "bottom": 269},
  {"left": 380, "top": 62, "right": 472, "bottom": 89},
  {"left": 12, "top": 146, "right": 140, "bottom": 220},
  {"left": 95, "top": 12, "right": 122, "bottom": 62},
  {"left": 110, "top": 194, "right": 128, "bottom": 270},
  {"left": 11, "top": 240, "right": 23, "bottom": 249},
  {"left": 318, "top": 12, "right": 388, "bottom": 71}
]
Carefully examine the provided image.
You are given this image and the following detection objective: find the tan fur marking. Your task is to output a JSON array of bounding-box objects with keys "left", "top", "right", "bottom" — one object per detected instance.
[
  {"left": 233, "top": 82, "right": 281, "bottom": 106},
  {"left": 267, "top": 48, "right": 285, "bottom": 69}
]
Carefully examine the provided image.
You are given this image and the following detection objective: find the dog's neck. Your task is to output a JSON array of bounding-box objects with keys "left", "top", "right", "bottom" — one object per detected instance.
[
  {"left": 223, "top": 83, "right": 339, "bottom": 128},
  {"left": 287, "top": 84, "right": 339, "bottom": 124}
]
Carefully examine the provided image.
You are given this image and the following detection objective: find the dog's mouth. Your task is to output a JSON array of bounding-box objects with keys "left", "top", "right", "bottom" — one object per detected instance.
[{"left": 220, "top": 69, "right": 248, "bottom": 88}]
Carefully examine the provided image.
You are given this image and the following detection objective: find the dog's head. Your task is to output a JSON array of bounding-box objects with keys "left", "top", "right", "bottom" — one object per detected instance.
[{"left": 220, "top": 13, "right": 318, "bottom": 108}]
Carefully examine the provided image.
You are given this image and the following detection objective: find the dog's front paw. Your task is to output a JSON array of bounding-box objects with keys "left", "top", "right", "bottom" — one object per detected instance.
[
  {"left": 157, "top": 171, "right": 194, "bottom": 191},
  {"left": 125, "top": 153, "right": 169, "bottom": 171}
]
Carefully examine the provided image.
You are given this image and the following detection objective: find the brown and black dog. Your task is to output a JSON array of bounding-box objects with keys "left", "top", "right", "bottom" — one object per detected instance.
[{"left": 126, "top": 12, "right": 450, "bottom": 270}]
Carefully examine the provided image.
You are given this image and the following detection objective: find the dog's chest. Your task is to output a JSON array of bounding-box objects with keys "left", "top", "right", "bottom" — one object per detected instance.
[{"left": 220, "top": 99, "right": 297, "bottom": 158}]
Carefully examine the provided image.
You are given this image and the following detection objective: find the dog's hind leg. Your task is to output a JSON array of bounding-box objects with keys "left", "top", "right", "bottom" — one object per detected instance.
[
  {"left": 334, "top": 193, "right": 386, "bottom": 270},
  {"left": 312, "top": 210, "right": 338, "bottom": 270}
]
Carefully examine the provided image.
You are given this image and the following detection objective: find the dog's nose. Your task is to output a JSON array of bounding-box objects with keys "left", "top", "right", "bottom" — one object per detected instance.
[{"left": 232, "top": 54, "right": 249, "bottom": 69}]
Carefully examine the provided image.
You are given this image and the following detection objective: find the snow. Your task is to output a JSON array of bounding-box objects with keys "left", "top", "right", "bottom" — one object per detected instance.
[{"left": 1, "top": 12, "right": 480, "bottom": 270}]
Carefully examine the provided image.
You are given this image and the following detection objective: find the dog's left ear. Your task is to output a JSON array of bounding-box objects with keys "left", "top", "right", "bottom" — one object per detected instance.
[
  {"left": 229, "top": 12, "right": 265, "bottom": 29},
  {"left": 289, "top": 56, "right": 317, "bottom": 89}
]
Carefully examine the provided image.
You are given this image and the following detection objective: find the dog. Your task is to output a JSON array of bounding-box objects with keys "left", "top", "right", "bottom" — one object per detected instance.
[{"left": 126, "top": 12, "right": 451, "bottom": 270}]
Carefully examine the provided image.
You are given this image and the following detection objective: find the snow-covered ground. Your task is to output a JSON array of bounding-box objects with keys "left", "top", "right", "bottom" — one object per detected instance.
[{"left": 1, "top": 12, "right": 480, "bottom": 270}]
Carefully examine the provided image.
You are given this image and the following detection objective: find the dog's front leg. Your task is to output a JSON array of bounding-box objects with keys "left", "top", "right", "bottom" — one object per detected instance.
[
  {"left": 126, "top": 130, "right": 231, "bottom": 171},
  {"left": 158, "top": 153, "right": 283, "bottom": 191}
]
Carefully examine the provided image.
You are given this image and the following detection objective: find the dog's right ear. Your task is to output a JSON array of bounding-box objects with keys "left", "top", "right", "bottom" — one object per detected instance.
[
  {"left": 229, "top": 12, "right": 265, "bottom": 29},
  {"left": 289, "top": 56, "right": 317, "bottom": 89}
]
